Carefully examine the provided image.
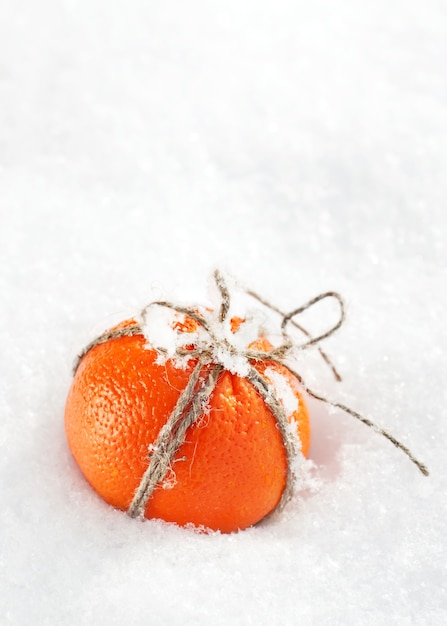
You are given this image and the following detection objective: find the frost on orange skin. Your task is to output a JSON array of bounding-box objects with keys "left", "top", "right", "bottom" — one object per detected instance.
[{"left": 64, "top": 317, "right": 310, "bottom": 533}]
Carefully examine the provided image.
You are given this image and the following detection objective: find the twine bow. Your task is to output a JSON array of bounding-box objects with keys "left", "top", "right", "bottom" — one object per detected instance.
[{"left": 74, "top": 270, "right": 429, "bottom": 523}]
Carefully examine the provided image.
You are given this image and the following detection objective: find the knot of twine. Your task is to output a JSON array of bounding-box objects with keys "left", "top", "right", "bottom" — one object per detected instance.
[{"left": 74, "top": 270, "right": 429, "bottom": 522}]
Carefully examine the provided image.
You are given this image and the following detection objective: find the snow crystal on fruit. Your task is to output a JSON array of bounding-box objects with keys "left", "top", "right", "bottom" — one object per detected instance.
[{"left": 264, "top": 366, "right": 300, "bottom": 417}]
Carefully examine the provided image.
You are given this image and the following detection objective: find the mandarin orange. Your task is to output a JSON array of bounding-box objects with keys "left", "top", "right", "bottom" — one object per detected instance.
[{"left": 65, "top": 317, "right": 310, "bottom": 533}]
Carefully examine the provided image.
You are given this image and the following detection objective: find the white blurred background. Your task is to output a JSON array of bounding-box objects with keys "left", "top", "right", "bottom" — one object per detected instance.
[{"left": 1, "top": 1, "right": 446, "bottom": 624}]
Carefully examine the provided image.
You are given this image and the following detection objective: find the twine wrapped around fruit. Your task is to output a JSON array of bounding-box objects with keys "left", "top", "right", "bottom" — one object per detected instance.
[{"left": 73, "top": 270, "right": 428, "bottom": 523}]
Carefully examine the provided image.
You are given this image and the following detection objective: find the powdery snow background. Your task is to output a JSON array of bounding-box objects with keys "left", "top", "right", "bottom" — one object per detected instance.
[{"left": 1, "top": 1, "right": 446, "bottom": 624}]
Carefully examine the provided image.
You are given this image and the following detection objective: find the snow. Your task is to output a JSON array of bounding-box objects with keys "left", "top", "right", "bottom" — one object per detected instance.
[
  {"left": 264, "top": 366, "right": 300, "bottom": 417},
  {"left": 1, "top": 0, "right": 446, "bottom": 624}
]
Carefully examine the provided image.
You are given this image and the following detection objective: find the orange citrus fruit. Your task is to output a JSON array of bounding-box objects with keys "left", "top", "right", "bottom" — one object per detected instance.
[{"left": 65, "top": 317, "right": 310, "bottom": 533}]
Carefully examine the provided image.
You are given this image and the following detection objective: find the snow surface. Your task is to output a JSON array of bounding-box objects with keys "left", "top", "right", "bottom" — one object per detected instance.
[{"left": 1, "top": 0, "right": 446, "bottom": 624}]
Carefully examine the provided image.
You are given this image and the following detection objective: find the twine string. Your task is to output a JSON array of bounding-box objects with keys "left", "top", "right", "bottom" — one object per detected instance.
[
  {"left": 74, "top": 270, "right": 429, "bottom": 523},
  {"left": 281, "top": 291, "right": 345, "bottom": 349},
  {"left": 128, "top": 360, "right": 224, "bottom": 518},
  {"left": 245, "top": 365, "right": 297, "bottom": 513},
  {"left": 245, "top": 288, "right": 343, "bottom": 382},
  {"left": 214, "top": 268, "right": 231, "bottom": 323},
  {"left": 265, "top": 355, "right": 430, "bottom": 477},
  {"left": 73, "top": 324, "right": 142, "bottom": 374}
]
